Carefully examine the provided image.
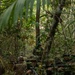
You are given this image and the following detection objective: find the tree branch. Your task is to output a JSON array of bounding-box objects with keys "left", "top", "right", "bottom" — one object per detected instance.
[{"left": 42, "top": 0, "right": 66, "bottom": 61}]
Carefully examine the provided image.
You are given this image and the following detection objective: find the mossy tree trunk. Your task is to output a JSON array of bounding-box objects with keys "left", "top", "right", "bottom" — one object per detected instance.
[{"left": 42, "top": 0, "right": 66, "bottom": 61}]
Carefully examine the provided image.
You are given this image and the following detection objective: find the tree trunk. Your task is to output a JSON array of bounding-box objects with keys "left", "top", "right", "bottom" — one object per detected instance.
[
  {"left": 42, "top": 0, "right": 66, "bottom": 61},
  {"left": 33, "top": 0, "right": 42, "bottom": 55},
  {"left": 35, "top": 0, "right": 40, "bottom": 48}
]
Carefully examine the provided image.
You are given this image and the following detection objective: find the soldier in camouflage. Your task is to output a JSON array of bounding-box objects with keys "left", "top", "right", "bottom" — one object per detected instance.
[
  {"left": 45, "top": 59, "right": 54, "bottom": 75},
  {"left": 63, "top": 54, "right": 72, "bottom": 75},
  {"left": 13, "top": 56, "right": 27, "bottom": 75},
  {"left": 26, "top": 55, "right": 39, "bottom": 75},
  {"left": 0, "top": 61, "right": 5, "bottom": 75}
]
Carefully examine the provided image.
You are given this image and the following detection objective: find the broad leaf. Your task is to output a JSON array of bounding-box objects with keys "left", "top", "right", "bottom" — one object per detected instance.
[
  {"left": 47, "top": 0, "right": 50, "bottom": 9},
  {"left": 36, "top": 0, "right": 41, "bottom": 11},
  {"left": 0, "top": 1, "right": 16, "bottom": 29},
  {"left": 13, "top": 0, "right": 26, "bottom": 23},
  {"left": 42, "top": 0, "right": 46, "bottom": 9},
  {"left": 25, "top": 0, "right": 30, "bottom": 19},
  {"left": 30, "top": 0, "right": 35, "bottom": 17}
]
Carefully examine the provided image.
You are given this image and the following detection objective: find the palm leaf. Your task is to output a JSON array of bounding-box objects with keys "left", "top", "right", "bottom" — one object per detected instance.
[
  {"left": 0, "top": 1, "right": 16, "bottom": 29},
  {"left": 47, "top": 0, "right": 50, "bottom": 9},
  {"left": 30, "top": 0, "right": 35, "bottom": 17},
  {"left": 0, "top": 0, "right": 51, "bottom": 29},
  {"left": 13, "top": 0, "right": 26, "bottom": 23},
  {"left": 36, "top": 0, "right": 41, "bottom": 11},
  {"left": 25, "top": 0, "right": 30, "bottom": 19},
  {"left": 42, "top": 0, "right": 46, "bottom": 9}
]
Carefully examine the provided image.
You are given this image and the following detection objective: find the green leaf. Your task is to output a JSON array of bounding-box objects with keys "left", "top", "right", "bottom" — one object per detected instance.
[
  {"left": 36, "top": 0, "right": 41, "bottom": 11},
  {"left": 42, "top": 0, "right": 46, "bottom": 9},
  {"left": 30, "top": 0, "right": 35, "bottom": 17},
  {"left": 25, "top": 0, "right": 30, "bottom": 19},
  {"left": 47, "top": 0, "right": 50, "bottom": 9},
  {"left": 13, "top": 0, "right": 26, "bottom": 23},
  {"left": 0, "top": 1, "right": 16, "bottom": 29}
]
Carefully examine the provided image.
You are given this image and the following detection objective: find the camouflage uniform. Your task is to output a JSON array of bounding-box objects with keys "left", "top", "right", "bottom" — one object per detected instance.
[
  {"left": 63, "top": 54, "right": 72, "bottom": 75},
  {"left": 63, "top": 62, "right": 73, "bottom": 75},
  {"left": 0, "top": 61, "right": 5, "bottom": 75},
  {"left": 45, "top": 59, "right": 54, "bottom": 75},
  {"left": 26, "top": 55, "right": 39, "bottom": 75},
  {"left": 13, "top": 56, "right": 27, "bottom": 75},
  {"left": 57, "top": 62, "right": 64, "bottom": 75},
  {"left": 54, "top": 57, "right": 64, "bottom": 75}
]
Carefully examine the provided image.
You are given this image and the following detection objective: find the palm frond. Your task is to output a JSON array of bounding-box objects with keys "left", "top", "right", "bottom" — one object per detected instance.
[
  {"left": 13, "top": 0, "right": 26, "bottom": 23},
  {"left": 0, "top": 0, "right": 51, "bottom": 29},
  {"left": 30, "top": 0, "right": 35, "bottom": 17},
  {"left": 47, "top": 0, "right": 50, "bottom": 9},
  {"left": 25, "top": 0, "right": 31, "bottom": 19},
  {"left": 42, "top": 0, "right": 46, "bottom": 9},
  {"left": 36, "top": 0, "right": 41, "bottom": 11},
  {"left": 0, "top": 1, "right": 16, "bottom": 29}
]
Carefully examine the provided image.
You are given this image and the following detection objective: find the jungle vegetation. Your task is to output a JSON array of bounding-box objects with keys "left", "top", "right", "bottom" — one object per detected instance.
[{"left": 0, "top": 0, "right": 75, "bottom": 73}]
